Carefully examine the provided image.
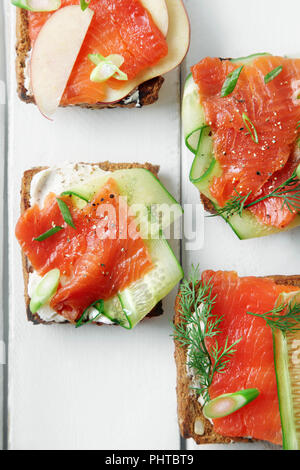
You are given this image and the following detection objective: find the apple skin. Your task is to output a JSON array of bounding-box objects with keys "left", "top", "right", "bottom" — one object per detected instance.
[{"left": 30, "top": 5, "right": 94, "bottom": 118}]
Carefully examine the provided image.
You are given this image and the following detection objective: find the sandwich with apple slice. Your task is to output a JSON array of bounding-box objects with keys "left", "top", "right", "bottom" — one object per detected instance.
[{"left": 13, "top": 0, "right": 190, "bottom": 118}]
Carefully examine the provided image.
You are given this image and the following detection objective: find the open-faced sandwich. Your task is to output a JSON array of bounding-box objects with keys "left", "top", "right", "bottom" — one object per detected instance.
[
  {"left": 15, "top": 162, "right": 183, "bottom": 328},
  {"left": 13, "top": 0, "right": 190, "bottom": 117},
  {"left": 183, "top": 53, "right": 300, "bottom": 239},
  {"left": 174, "top": 268, "right": 300, "bottom": 449}
]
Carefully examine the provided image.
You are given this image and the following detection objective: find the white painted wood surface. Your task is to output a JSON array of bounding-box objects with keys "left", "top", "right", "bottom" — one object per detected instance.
[
  {"left": 182, "top": 0, "right": 300, "bottom": 451},
  {"left": 4, "top": 0, "right": 300, "bottom": 450}
]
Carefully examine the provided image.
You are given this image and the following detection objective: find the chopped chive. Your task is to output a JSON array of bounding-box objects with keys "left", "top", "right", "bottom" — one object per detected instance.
[
  {"left": 60, "top": 191, "right": 89, "bottom": 203},
  {"left": 34, "top": 226, "right": 64, "bottom": 242},
  {"left": 80, "top": 0, "right": 90, "bottom": 11},
  {"left": 56, "top": 198, "right": 76, "bottom": 229},
  {"left": 297, "top": 121, "right": 300, "bottom": 129},
  {"left": 221, "top": 66, "right": 244, "bottom": 98},
  {"left": 76, "top": 300, "right": 104, "bottom": 328},
  {"left": 203, "top": 389, "right": 260, "bottom": 419},
  {"left": 242, "top": 112, "right": 259, "bottom": 143},
  {"left": 88, "top": 53, "right": 128, "bottom": 83},
  {"left": 264, "top": 66, "right": 283, "bottom": 84}
]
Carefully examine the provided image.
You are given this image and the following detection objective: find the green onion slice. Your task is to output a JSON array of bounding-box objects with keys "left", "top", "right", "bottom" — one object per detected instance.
[
  {"left": 203, "top": 389, "right": 260, "bottom": 419},
  {"left": 11, "top": 0, "right": 61, "bottom": 11},
  {"left": 80, "top": 0, "right": 90, "bottom": 11},
  {"left": 60, "top": 191, "right": 89, "bottom": 203},
  {"left": 264, "top": 66, "right": 283, "bottom": 84},
  {"left": 89, "top": 54, "right": 128, "bottom": 83},
  {"left": 34, "top": 226, "right": 64, "bottom": 241},
  {"left": 242, "top": 112, "right": 259, "bottom": 143},
  {"left": 76, "top": 300, "right": 105, "bottom": 328},
  {"left": 56, "top": 198, "right": 76, "bottom": 229},
  {"left": 30, "top": 269, "right": 60, "bottom": 314},
  {"left": 221, "top": 65, "right": 244, "bottom": 97},
  {"left": 296, "top": 164, "right": 300, "bottom": 179}
]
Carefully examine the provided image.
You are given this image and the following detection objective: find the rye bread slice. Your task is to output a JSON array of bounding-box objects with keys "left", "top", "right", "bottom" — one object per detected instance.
[
  {"left": 174, "top": 274, "right": 300, "bottom": 445},
  {"left": 20, "top": 161, "right": 163, "bottom": 325},
  {"left": 16, "top": 8, "right": 165, "bottom": 108}
]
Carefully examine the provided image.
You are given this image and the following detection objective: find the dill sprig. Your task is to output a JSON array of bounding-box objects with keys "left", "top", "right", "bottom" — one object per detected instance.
[
  {"left": 173, "top": 267, "right": 241, "bottom": 405},
  {"left": 247, "top": 301, "right": 300, "bottom": 334},
  {"left": 214, "top": 190, "right": 252, "bottom": 218},
  {"left": 215, "top": 169, "right": 300, "bottom": 220}
]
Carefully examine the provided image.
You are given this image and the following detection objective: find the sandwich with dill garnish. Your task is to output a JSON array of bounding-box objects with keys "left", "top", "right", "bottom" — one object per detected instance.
[
  {"left": 182, "top": 53, "right": 300, "bottom": 239},
  {"left": 173, "top": 267, "right": 300, "bottom": 448}
]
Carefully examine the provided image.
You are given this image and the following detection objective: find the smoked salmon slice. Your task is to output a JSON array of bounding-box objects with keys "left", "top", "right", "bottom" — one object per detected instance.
[
  {"left": 15, "top": 178, "right": 153, "bottom": 323},
  {"left": 192, "top": 56, "right": 300, "bottom": 228},
  {"left": 28, "top": 0, "right": 168, "bottom": 105},
  {"left": 202, "top": 270, "right": 299, "bottom": 445}
]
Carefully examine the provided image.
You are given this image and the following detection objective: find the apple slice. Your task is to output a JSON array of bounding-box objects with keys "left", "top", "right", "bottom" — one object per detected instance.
[
  {"left": 102, "top": 0, "right": 190, "bottom": 104},
  {"left": 140, "top": 0, "right": 169, "bottom": 37},
  {"left": 11, "top": 0, "right": 61, "bottom": 11},
  {"left": 31, "top": 5, "right": 94, "bottom": 118}
]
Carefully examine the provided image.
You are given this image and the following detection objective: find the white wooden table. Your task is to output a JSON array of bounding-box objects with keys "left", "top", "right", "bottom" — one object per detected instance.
[{"left": 2, "top": 0, "right": 300, "bottom": 450}]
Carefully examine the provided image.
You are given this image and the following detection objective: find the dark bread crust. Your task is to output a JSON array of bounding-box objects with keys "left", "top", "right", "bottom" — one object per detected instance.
[
  {"left": 20, "top": 162, "right": 163, "bottom": 325},
  {"left": 15, "top": 8, "right": 164, "bottom": 107},
  {"left": 174, "top": 274, "right": 300, "bottom": 445}
]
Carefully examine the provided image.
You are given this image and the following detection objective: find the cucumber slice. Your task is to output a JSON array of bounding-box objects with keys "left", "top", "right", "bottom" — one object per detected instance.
[
  {"left": 182, "top": 73, "right": 206, "bottom": 154},
  {"left": 30, "top": 269, "right": 60, "bottom": 314},
  {"left": 189, "top": 126, "right": 221, "bottom": 187},
  {"left": 64, "top": 168, "right": 183, "bottom": 236},
  {"left": 183, "top": 54, "right": 300, "bottom": 239},
  {"left": 273, "top": 291, "right": 300, "bottom": 450},
  {"left": 102, "top": 296, "right": 130, "bottom": 327},
  {"left": 99, "top": 235, "right": 183, "bottom": 329}
]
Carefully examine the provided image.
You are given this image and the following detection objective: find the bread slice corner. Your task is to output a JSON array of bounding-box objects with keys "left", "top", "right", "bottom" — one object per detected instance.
[
  {"left": 15, "top": 8, "right": 164, "bottom": 108},
  {"left": 20, "top": 161, "right": 163, "bottom": 325},
  {"left": 174, "top": 274, "right": 300, "bottom": 445}
]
